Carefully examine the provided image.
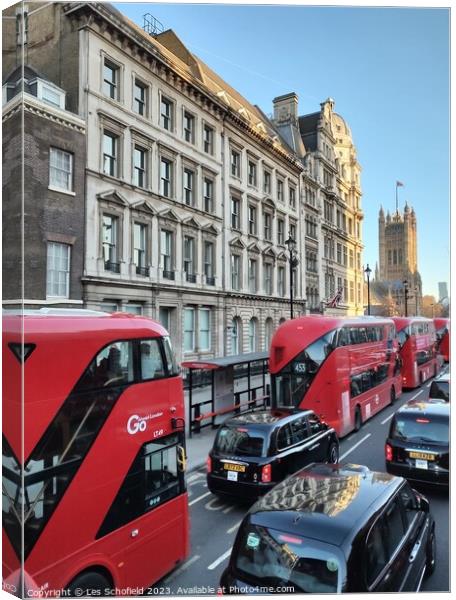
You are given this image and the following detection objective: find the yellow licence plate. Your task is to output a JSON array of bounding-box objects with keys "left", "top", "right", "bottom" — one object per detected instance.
[
  {"left": 223, "top": 463, "right": 246, "bottom": 473},
  {"left": 409, "top": 451, "right": 435, "bottom": 461}
]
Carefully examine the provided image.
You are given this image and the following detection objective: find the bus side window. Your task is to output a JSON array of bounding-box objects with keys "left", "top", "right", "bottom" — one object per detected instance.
[
  {"left": 349, "top": 328, "right": 359, "bottom": 345},
  {"left": 140, "top": 339, "right": 165, "bottom": 380},
  {"left": 337, "top": 328, "right": 349, "bottom": 347}
]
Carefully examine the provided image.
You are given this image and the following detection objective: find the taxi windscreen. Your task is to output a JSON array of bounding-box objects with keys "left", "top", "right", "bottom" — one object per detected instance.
[
  {"left": 234, "top": 524, "right": 341, "bottom": 593},
  {"left": 214, "top": 426, "right": 266, "bottom": 457},
  {"left": 391, "top": 415, "right": 449, "bottom": 444}
]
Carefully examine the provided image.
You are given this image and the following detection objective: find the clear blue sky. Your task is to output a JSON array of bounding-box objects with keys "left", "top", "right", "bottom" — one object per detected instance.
[{"left": 115, "top": 2, "right": 450, "bottom": 298}]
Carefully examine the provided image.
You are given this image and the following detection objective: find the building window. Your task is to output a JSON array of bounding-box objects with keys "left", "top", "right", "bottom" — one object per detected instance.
[
  {"left": 289, "top": 186, "right": 296, "bottom": 209},
  {"left": 278, "top": 266, "right": 285, "bottom": 297},
  {"left": 46, "top": 242, "right": 70, "bottom": 298},
  {"left": 248, "top": 258, "right": 257, "bottom": 294},
  {"left": 289, "top": 223, "right": 296, "bottom": 243},
  {"left": 277, "top": 179, "right": 284, "bottom": 202},
  {"left": 184, "top": 308, "right": 195, "bottom": 352},
  {"left": 160, "top": 158, "right": 173, "bottom": 198},
  {"left": 343, "top": 246, "right": 348, "bottom": 267},
  {"left": 349, "top": 249, "right": 354, "bottom": 269},
  {"left": 263, "top": 263, "right": 273, "bottom": 295},
  {"left": 203, "top": 178, "right": 214, "bottom": 213},
  {"left": 134, "top": 222, "right": 148, "bottom": 276},
  {"left": 183, "top": 111, "right": 195, "bottom": 143},
  {"left": 263, "top": 212, "right": 272, "bottom": 242},
  {"left": 324, "top": 200, "right": 333, "bottom": 223},
  {"left": 102, "top": 215, "right": 119, "bottom": 272},
  {"left": 248, "top": 205, "right": 257, "bottom": 235},
  {"left": 265, "top": 318, "right": 274, "bottom": 349},
  {"left": 160, "top": 96, "right": 173, "bottom": 131},
  {"left": 231, "top": 317, "right": 241, "bottom": 354},
  {"left": 125, "top": 303, "right": 143, "bottom": 315},
  {"left": 49, "top": 148, "right": 73, "bottom": 191},
  {"left": 103, "top": 59, "right": 119, "bottom": 100},
  {"left": 133, "top": 146, "right": 147, "bottom": 188},
  {"left": 133, "top": 79, "right": 146, "bottom": 116},
  {"left": 350, "top": 280, "right": 355, "bottom": 303},
  {"left": 183, "top": 236, "right": 196, "bottom": 282},
  {"left": 277, "top": 219, "right": 285, "bottom": 245},
  {"left": 306, "top": 250, "right": 317, "bottom": 273},
  {"left": 183, "top": 168, "right": 195, "bottom": 206},
  {"left": 231, "top": 196, "right": 241, "bottom": 230},
  {"left": 204, "top": 241, "right": 215, "bottom": 285},
  {"left": 103, "top": 131, "right": 118, "bottom": 177},
  {"left": 203, "top": 124, "right": 214, "bottom": 154},
  {"left": 249, "top": 318, "right": 257, "bottom": 352},
  {"left": 37, "top": 81, "right": 65, "bottom": 109},
  {"left": 231, "top": 149, "right": 241, "bottom": 177},
  {"left": 161, "top": 230, "right": 174, "bottom": 279},
  {"left": 337, "top": 243, "right": 342, "bottom": 264},
  {"left": 248, "top": 161, "right": 257, "bottom": 187},
  {"left": 263, "top": 170, "right": 271, "bottom": 194},
  {"left": 231, "top": 254, "right": 241, "bottom": 290},
  {"left": 199, "top": 308, "right": 211, "bottom": 351}
]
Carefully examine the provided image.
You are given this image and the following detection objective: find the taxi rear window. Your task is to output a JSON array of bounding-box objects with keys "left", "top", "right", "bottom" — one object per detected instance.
[
  {"left": 429, "top": 381, "right": 449, "bottom": 401},
  {"left": 391, "top": 415, "right": 449, "bottom": 444},
  {"left": 214, "top": 426, "right": 265, "bottom": 457}
]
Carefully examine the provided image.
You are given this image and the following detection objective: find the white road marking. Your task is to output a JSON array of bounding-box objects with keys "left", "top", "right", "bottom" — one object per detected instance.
[
  {"left": 339, "top": 434, "right": 371, "bottom": 460},
  {"left": 426, "top": 382, "right": 432, "bottom": 388},
  {"left": 381, "top": 412, "right": 396, "bottom": 425},
  {"left": 187, "top": 472, "right": 205, "bottom": 483},
  {"left": 222, "top": 504, "right": 235, "bottom": 514},
  {"left": 189, "top": 491, "right": 211, "bottom": 506},
  {"left": 227, "top": 520, "right": 242, "bottom": 534},
  {"left": 163, "top": 554, "right": 201, "bottom": 583},
  {"left": 409, "top": 390, "right": 425, "bottom": 402},
  {"left": 208, "top": 548, "right": 232, "bottom": 570}
]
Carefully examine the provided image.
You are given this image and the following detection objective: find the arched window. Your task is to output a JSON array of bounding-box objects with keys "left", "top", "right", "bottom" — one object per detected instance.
[
  {"left": 231, "top": 317, "right": 241, "bottom": 355},
  {"left": 264, "top": 317, "right": 274, "bottom": 350},
  {"left": 248, "top": 318, "right": 257, "bottom": 353}
]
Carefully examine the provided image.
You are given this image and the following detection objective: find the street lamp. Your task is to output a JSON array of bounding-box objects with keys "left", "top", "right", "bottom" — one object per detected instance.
[
  {"left": 403, "top": 279, "right": 409, "bottom": 317},
  {"left": 431, "top": 303, "right": 435, "bottom": 318},
  {"left": 414, "top": 286, "right": 419, "bottom": 315},
  {"left": 285, "top": 235, "right": 298, "bottom": 319},
  {"left": 364, "top": 264, "right": 372, "bottom": 315}
]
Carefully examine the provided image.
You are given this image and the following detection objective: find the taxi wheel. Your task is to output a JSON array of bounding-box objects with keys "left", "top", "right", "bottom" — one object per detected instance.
[
  {"left": 425, "top": 527, "right": 436, "bottom": 577},
  {"left": 354, "top": 407, "right": 362, "bottom": 432},
  {"left": 328, "top": 443, "right": 339, "bottom": 464}
]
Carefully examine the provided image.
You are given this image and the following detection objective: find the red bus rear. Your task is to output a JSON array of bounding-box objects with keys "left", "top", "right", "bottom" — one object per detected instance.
[
  {"left": 269, "top": 316, "right": 402, "bottom": 438},
  {"left": 2, "top": 310, "right": 189, "bottom": 597},
  {"left": 434, "top": 317, "right": 450, "bottom": 362},
  {"left": 392, "top": 317, "right": 439, "bottom": 388}
]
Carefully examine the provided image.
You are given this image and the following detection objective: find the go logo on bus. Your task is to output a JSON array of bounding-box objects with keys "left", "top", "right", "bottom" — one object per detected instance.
[{"left": 127, "top": 411, "right": 164, "bottom": 435}]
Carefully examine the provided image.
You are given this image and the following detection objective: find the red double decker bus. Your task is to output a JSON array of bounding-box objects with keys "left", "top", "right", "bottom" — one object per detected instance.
[
  {"left": 2, "top": 310, "right": 189, "bottom": 597},
  {"left": 434, "top": 317, "right": 450, "bottom": 363},
  {"left": 392, "top": 316, "right": 438, "bottom": 389},
  {"left": 269, "top": 316, "right": 402, "bottom": 438}
]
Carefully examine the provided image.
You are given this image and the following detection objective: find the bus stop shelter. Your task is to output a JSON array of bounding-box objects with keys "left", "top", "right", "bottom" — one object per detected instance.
[{"left": 181, "top": 351, "right": 269, "bottom": 436}]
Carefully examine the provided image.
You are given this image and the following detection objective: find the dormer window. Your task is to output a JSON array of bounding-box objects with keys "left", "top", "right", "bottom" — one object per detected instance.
[{"left": 34, "top": 79, "right": 66, "bottom": 110}]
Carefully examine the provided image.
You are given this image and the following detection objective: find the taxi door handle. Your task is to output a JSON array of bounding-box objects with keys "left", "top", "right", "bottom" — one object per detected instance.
[
  {"left": 409, "top": 541, "right": 421, "bottom": 562},
  {"left": 131, "top": 529, "right": 139, "bottom": 538}
]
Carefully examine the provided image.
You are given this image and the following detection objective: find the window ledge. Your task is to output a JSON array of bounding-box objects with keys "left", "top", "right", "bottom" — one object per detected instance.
[{"left": 48, "top": 186, "right": 76, "bottom": 197}]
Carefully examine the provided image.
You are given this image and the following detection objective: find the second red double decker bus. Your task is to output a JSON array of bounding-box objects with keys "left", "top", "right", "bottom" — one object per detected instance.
[
  {"left": 2, "top": 309, "right": 189, "bottom": 597},
  {"left": 392, "top": 316, "right": 439, "bottom": 389},
  {"left": 434, "top": 317, "right": 450, "bottom": 363},
  {"left": 269, "top": 316, "right": 402, "bottom": 438}
]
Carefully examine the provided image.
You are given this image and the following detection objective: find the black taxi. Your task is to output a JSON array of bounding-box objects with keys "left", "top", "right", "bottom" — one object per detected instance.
[
  {"left": 385, "top": 401, "right": 449, "bottom": 486},
  {"left": 220, "top": 463, "right": 435, "bottom": 593},
  {"left": 206, "top": 409, "right": 338, "bottom": 499}
]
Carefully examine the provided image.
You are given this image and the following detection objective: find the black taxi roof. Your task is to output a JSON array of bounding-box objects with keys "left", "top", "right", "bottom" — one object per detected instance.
[
  {"left": 223, "top": 409, "right": 313, "bottom": 429},
  {"left": 396, "top": 401, "right": 450, "bottom": 419},
  {"left": 248, "top": 463, "right": 401, "bottom": 547}
]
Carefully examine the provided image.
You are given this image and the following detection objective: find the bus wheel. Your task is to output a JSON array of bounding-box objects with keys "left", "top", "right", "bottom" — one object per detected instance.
[
  {"left": 354, "top": 407, "right": 362, "bottom": 432},
  {"left": 67, "top": 570, "right": 112, "bottom": 597},
  {"left": 328, "top": 443, "right": 339, "bottom": 463},
  {"left": 390, "top": 387, "right": 396, "bottom": 405}
]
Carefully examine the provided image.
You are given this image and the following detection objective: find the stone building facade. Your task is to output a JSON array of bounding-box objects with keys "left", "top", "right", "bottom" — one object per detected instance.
[
  {"left": 2, "top": 62, "right": 86, "bottom": 308},
  {"left": 2, "top": 1, "right": 365, "bottom": 363}
]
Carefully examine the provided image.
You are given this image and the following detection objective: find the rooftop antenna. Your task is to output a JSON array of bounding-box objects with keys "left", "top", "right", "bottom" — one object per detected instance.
[{"left": 143, "top": 13, "right": 164, "bottom": 37}]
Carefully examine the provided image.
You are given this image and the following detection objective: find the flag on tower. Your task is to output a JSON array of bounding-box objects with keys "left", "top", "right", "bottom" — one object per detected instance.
[{"left": 396, "top": 180, "right": 404, "bottom": 187}]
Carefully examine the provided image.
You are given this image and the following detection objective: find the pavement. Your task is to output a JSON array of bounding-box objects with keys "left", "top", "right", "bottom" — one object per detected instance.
[{"left": 186, "top": 425, "right": 218, "bottom": 472}]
